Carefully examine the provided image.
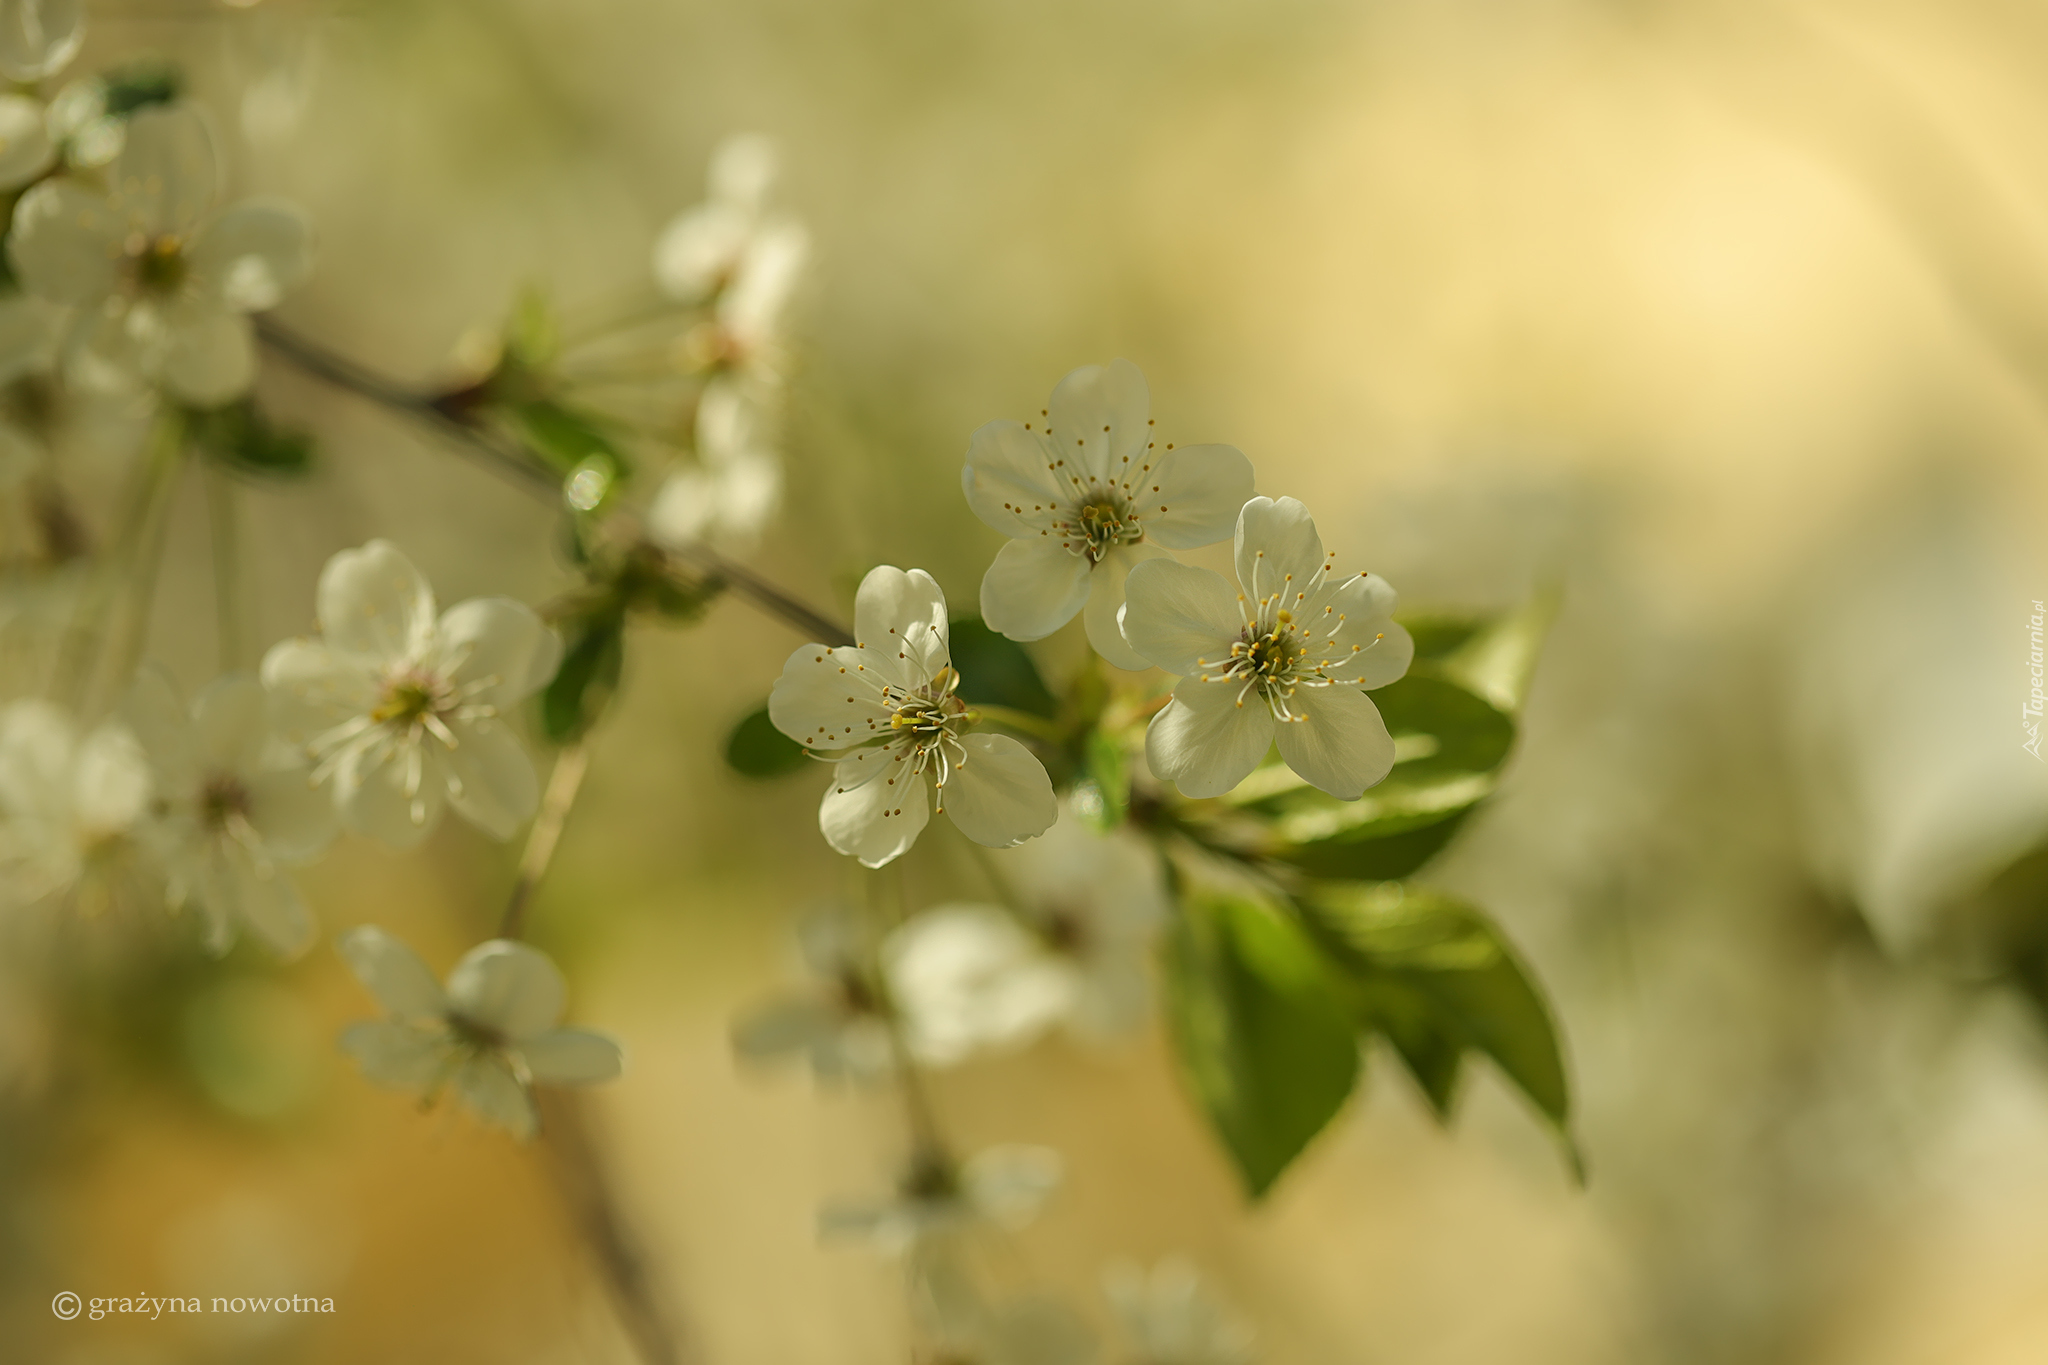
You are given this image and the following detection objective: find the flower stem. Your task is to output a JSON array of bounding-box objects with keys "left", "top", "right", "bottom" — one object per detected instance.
[
  {"left": 256, "top": 320, "right": 854, "bottom": 646},
  {"left": 204, "top": 463, "right": 242, "bottom": 673},
  {"left": 499, "top": 741, "right": 590, "bottom": 941},
  {"left": 867, "top": 866, "right": 951, "bottom": 1163}
]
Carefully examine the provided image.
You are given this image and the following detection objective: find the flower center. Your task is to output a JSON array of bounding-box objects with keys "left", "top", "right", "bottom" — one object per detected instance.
[
  {"left": 1057, "top": 495, "right": 1142, "bottom": 565},
  {"left": 1195, "top": 550, "right": 1390, "bottom": 723},
  {"left": 128, "top": 233, "right": 188, "bottom": 295},
  {"left": 371, "top": 671, "right": 450, "bottom": 728},
  {"left": 446, "top": 1012, "right": 508, "bottom": 1053},
  {"left": 198, "top": 772, "right": 250, "bottom": 831}
]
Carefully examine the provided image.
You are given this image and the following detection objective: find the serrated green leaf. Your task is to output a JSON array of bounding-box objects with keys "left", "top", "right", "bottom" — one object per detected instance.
[
  {"left": 725, "top": 706, "right": 808, "bottom": 778},
  {"left": 949, "top": 617, "right": 1057, "bottom": 719},
  {"left": 1302, "top": 883, "right": 1572, "bottom": 1146},
  {"left": 1163, "top": 888, "right": 1359, "bottom": 1199},
  {"left": 541, "top": 615, "right": 624, "bottom": 743}
]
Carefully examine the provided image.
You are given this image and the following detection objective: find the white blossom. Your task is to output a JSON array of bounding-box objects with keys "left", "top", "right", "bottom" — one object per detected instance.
[
  {"left": 914, "top": 1249, "right": 1100, "bottom": 1365},
  {"left": 124, "top": 671, "right": 335, "bottom": 959},
  {"left": 887, "top": 814, "right": 1166, "bottom": 1064},
  {"left": 0, "top": 0, "right": 83, "bottom": 83},
  {"left": 730, "top": 906, "right": 894, "bottom": 1082},
  {"left": 645, "top": 379, "right": 782, "bottom": 548},
  {"left": 820, "top": 1144, "right": 1063, "bottom": 1253},
  {"left": 768, "top": 565, "right": 1058, "bottom": 867},
  {"left": 656, "top": 134, "right": 807, "bottom": 389},
  {"left": 337, "top": 926, "right": 623, "bottom": 1140},
  {"left": 1122, "top": 496, "right": 1413, "bottom": 800},
  {"left": 7, "top": 103, "right": 313, "bottom": 405},
  {"left": 0, "top": 698, "right": 150, "bottom": 912},
  {"left": 0, "top": 91, "right": 54, "bottom": 192},
  {"left": 962, "top": 360, "right": 1253, "bottom": 670},
  {"left": 1103, "top": 1258, "right": 1254, "bottom": 1365},
  {"left": 261, "top": 540, "right": 561, "bottom": 850}
]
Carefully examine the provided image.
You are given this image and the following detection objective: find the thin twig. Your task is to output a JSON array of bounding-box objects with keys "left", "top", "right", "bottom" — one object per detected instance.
[
  {"left": 256, "top": 319, "right": 855, "bottom": 646},
  {"left": 499, "top": 742, "right": 590, "bottom": 940}
]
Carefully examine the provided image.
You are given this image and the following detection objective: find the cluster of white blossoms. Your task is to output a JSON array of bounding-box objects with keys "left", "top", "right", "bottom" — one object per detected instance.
[
  {"left": 8, "top": 101, "right": 313, "bottom": 405},
  {"left": 646, "top": 132, "right": 808, "bottom": 549}
]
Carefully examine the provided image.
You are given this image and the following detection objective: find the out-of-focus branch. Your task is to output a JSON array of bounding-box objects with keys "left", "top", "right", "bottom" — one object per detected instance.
[
  {"left": 500, "top": 742, "right": 589, "bottom": 940},
  {"left": 255, "top": 319, "right": 854, "bottom": 646}
]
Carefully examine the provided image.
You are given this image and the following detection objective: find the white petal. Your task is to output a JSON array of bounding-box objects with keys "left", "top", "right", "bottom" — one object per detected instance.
[
  {"left": 854, "top": 565, "right": 950, "bottom": 684},
  {"left": 338, "top": 924, "right": 449, "bottom": 1020},
  {"left": 0, "top": 94, "right": 53, "bottom": 190},
  {"left": 340, "top": 1019, "right": 451, "bottom": 1089},
  {"left": 0, "top": 293, "right": 60, "bottom": 382},
  {"left": 1083, "top": 542, "right": 1168, "bottom": 671},
  {"left": 160, "top": 303, "right": 256, "bottom": 406},
  {"left": 1046, "top": 359, "right": 1148, "bottom": 484},
  {"left": 244, "top": 766, "right": 337, "bottom": 862},
  {"left": 1316, "top": 573, "right": 1413, "bottom": 689},
  {"left": 1120, "top": 559, "right": 1241, "bottom": 677},
  {"left": 260, "top": 638, "right": 377, "bottom": 742},
  {"left": 0, "top": 0, "right": 82, "bottom": 81},
  {"left": 74, "top": 721, "right": 150, "bottom": 829},
  {"left": 768, "top": 642, "right": 896, "bottom": 751},
  {"left": 721, "top": 219, "right": 806, "bottom": 345},
  {"left": 454, "top": 1052, "right": 536, "bottom": 1138},
  {"left": 885, "top": 904, "right": 1070, "bottom": 1065},
  {"left": 708, "top": 132, "right": 778, "bottom": 209},
  {"left": 112, "top": 105, "right": 216, "bottom": 237},
  {"left": 518, "top": 1027, "right": 624, "bottom": 1085},
  {"left": 441, "top": 716, "right": 540, "bottom": 841},
  {"left": 961, "top": 419, "right": 1064, "bottom": 538},
  {"left": 447, "top": 939, "right": 565, "bottom": 1040},
  {"left": 646, "top": 467, "right": 718, "bottom": 544},
  {"left": 316, "top": 540, "right": 437, "bottom": 664},
  {"left": 8, "top": 179, "right": 123, "bottom": 305},
  {"left": 189, "top": 199, "right": 313, "bottom": 312},
  {"left": 334, "top": 739, "right": 444, "bottom": 849},
  {"left": 234, "top": 858, "right": 316, "bottom": 959},
  {"left": 652, "top": 201, "right": 748, "bottom": 299},
  {"left": 1274, "top": 686, "right": 1397, "bottom": 801},
  {"left": 978, "top": 537, "right": 1090, "bottom": 642},
  {"left": 1145, "top": 443, "right": 1255, "bottom": 550},
  {"left": 121, "top": 664, "right": 197, "bottom": 785},
  {"left": 962, "top": 1145, "right": 1063, "bottom": 1227},
  {"left": 433, "top": 596, "right": 559, "bottom": 705},
  {"left": 190, "top": 673, "right": 269, "bottom": 772},
  {"left": 1144, "top": 681, "right": 1275, "bottom": 799},
  {"left": 820, "top": 751, "right": 928, "bottom": 868},
  {"left": 940, "top": 733, "right": 1057, "bottom": 849},
  {"left": 731, "top": 996, "right": 838, "bottom": 1060},
  {"left": 1234, "top": 496, "right": 1326, "bottom": 598}
]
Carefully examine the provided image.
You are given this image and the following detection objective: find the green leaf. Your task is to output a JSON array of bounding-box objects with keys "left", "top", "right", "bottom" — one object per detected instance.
[
  {"left": 1302, "top": 883, "right": 1573, "bottom": 1147},
  {"left": 102, "top": 61, "right": 184, "bottom": 117},
  {"left": 1079, "top": 729, "right": 1129, "bottom": 830},
  {"left": 949, "top": 617, "right": 1057, "bottom": 719},
  {"left": 514, "top": 399, "right": 628, "bottom": 480},
  {"left": 183, "top": 399, "right": 314, "bottom": 478},
  {"left": 1437, "top": 589, "right": 1558, "bottom": 715},
  {"left": 505, "top": 286, "right": 559, "bottom": 369},
  {"left": 1163, "top": 888, "right": 1360, "bottom": 1199},
  {"left": 541, "top": 615, "right": 624, "bottom": 743},
  {"left": 725, "top": 706, "right": 808, "bottom": 778}
]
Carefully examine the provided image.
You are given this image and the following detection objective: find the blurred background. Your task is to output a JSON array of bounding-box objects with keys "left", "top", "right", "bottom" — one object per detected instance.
[{"left": 6, "top": 0, "right": 2048, "bottom": 1360}]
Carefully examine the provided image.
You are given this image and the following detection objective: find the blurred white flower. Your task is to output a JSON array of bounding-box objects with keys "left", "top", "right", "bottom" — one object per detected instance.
[
  {"left": 962, "top": 360, "right": 1253, "bottom": 670},
  {"left": 655, "top": 133, "right": 800, "bottom": 302},
  {"left": 1124, "top": 496, "right": 1413, "bottom": 800},
  {"left": 914, "top": 1248, "right": 1100, "bottom": 1365},
  {"left": 45, "top": 76, "right": 128, "bottom": 169},
  {"left": 730, "top": 906, "right": 894, "bottom": 1081},
  {"left": 0, "top": 698, "right": 150, "bottom": 911},
  {"left": 768, "top": 565, "right": 1057, "bottom": 867},
  {"left": 0, "top": 0, "right": 83, "bottom": 83},
  {"left": 887, "top": 815, "right": 1168, "bottom": 1064},
  {"left": 261, "top": 540, "right": 561, "bottom": 849},
  {"left": 0, "top": 92, "right": 54, "bottom": 192},
  {"left": 7, "top": 104, "right": 314, "bottom": 405},
  {"left": 646, "top": 379, "right": 782, "bottom": 548},
  {"left": 1103, "top": 1258, "right": 1254, "bottom": 1365},
  {"left": 820, "top": 1144, "right": 1063, "bottom": 1253},
  {"left": 337, "top": 926, "right": 622, "bottom": 1140},
  {"left": 125, "top": 671, "right": 335, "bottom": 959}
]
